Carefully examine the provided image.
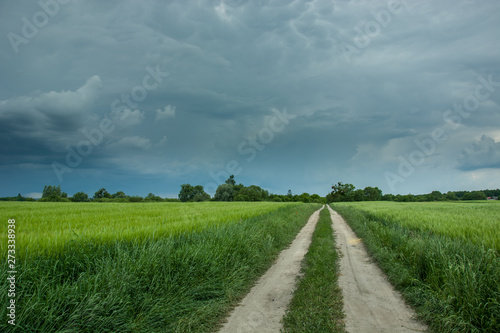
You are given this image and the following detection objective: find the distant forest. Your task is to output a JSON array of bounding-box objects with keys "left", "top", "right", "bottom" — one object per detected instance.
[{"left": 1, "top": 178, "right": 498, "bottom": 203}]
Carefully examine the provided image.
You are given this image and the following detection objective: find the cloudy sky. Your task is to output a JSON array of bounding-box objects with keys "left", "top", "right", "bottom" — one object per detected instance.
[{"left": 1, "top": 0, "right": 500, "bottom": 198}]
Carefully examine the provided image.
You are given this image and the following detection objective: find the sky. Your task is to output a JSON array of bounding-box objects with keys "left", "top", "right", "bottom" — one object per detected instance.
[{"left": 1, "top": 0, "right": 500, "bottom": 199}]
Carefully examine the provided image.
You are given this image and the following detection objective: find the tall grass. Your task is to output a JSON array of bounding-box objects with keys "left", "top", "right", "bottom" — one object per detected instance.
[
  {"left": 333, "top": 202, "right": 500, "bottom": 333},
  {"left": 337, "top": 201, "right": 500, "bottom": 251},
  {"left": 0, "top": 203, "right": 319, "bottom": 332},
  {"left": 0, "top": 202, "right": 292, "bottom": 257}
]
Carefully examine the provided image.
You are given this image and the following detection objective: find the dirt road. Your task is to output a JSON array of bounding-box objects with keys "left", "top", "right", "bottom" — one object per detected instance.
[
  {"left": 327, "top": 205, "right": 427, "bottom": 333},
  {"left": 218, "top": 207, "right": 323, "bottom": 333}
]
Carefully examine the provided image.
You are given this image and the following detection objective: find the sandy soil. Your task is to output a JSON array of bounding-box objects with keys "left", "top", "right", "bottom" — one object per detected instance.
[
  {"left": 327, "top": 205, "right": 428, "bottom": 333},
  {"left": 218, "top": 207, "right": 323, "bottom": 333}
]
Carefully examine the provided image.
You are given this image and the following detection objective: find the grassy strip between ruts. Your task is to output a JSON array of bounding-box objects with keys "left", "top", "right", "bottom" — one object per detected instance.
[
  {"left": 1, "top": 203, "right": 319, "bottom": 333},
  {"left": 281, "top": 207, "right": 346, "bottom": 333},
  {"left": 332, "top": 204, "right": 500, "bottom": 333}
]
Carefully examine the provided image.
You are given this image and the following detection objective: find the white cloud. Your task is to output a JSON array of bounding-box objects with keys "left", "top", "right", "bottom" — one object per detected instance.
[
  {"left": 110, "top": 109, "right": 145, "bottom": 127},
  {"left": 155, "top": 105, "right": 176, "bottom": 122}
]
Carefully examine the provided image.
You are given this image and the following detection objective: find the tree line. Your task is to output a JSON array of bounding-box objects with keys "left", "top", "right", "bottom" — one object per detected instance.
[
  {"left": 327, "top": 182, "right": 499, "bottom": 202},
  {"left": 180, "top": 175, "right": 325, "bottom": 203},
  {"left": 1, "top": 181, "right": 497, "bottom": 203},
  {"left": 4, "top": 178, "right": 325, "bottom": 203}
]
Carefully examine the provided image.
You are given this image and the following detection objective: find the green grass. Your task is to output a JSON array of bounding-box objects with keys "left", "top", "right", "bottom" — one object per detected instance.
[
  {"left": 0, "top": 201, "right": 293, "bottom": 257},
  {"left": 281, "top": 207, "right": 346, "bottom": 333},
  {"left": 336, "top": 201, "right": 500, "bottom": 251},
  {"left": 332, "top": 202, "right": 500, "bottom": 333},
  {"left": 0, "top": 202, "right": 320, "bottom": 332}
]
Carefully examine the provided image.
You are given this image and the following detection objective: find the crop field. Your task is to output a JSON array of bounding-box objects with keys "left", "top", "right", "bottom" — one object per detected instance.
[
  {"left": 0, "top": 202, "right": 319, "bottom": 332},
  {"left": 335, "top": 201, "right": 500, "bottom": 251},
  {"left": 0, "top": 201, "right": 294, "bottom": 257},
  {"left": 332, "top": 201, "right": 500, "bottom": 333}
]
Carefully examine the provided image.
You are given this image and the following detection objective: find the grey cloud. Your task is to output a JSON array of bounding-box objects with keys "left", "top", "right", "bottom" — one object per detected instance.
[
  {"left": 1, "top": 0, "right": 500, "bottom": 196},
  {"left": 0, "top": 75, "right": 102, "bottom": 151},
  {"left": 155, "top": 105, "right": 176, "bottom": 122},
  {"left": 457, "top": 135, "right": 500, "bottom": 170},
  {"left": 110, "top": 109, "right": 145, "bottom": 128}
]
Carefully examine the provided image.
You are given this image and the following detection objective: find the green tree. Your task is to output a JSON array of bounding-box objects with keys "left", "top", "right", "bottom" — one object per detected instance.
[
  {"left": 330, "top": 182, "right": 355, "bottom": 202},
  {"left": 445, "top": 191, "right": 458, "bottom": 200},
  {"left": 16, "top": 194, "right": 26, "bottom": 201},
  {"left": 382, "top": 194, "right": 395, "bottom": 201},
  {"left": 351, "top": 189, "right": 365, "bottom": 201},
  {"left": 396, "top": 194, "right": 416, "bottom": 202},
  {"left": 94, "top": 188, "right": 111, "bottom": 199},
  {"left": 42, "top": 185, "right": 62, "bottom": 198},
  {"left": 112, "top": 191, "right": 128, "bottom": 199},
  {"left": 179, "top": 184, "right": 194, "bottom": 202},
  {"left": 72, "top": 192, "right": 89, "bottom": 202},
  {"left": 193, "top": 185, "right": 207, "bottom": 198},
  {"left": 145, "top": 193, "right": 163, "bottom": 201},
  {"left": 40, "top": 185, "right": 68, "bottom": 202},
  {"left": 193, "top": 192, "right": 210, "bottom": 202},
  {"left": 426, "top": 191, "right": 443, "bottom": 201},
  {"left": 364, "top": 186, "right": 382, "bottom": 201},
  {"left": 233, "top": 185, "right": 269, "bottom": 201},
  {"left": 225, "top": 175, "right": 236, "bottom": 186},
  {"left": 310, "top": 194, "right": 323, "bottom": 203},
  {"left": 463, "top": 191, "right": 487, "bottom": 200},
  {"left": 234, "top": 193, "right": 249, "bottom": 201},
  {"left": 298, "top": 193, "right": 311, "bottom": 203},
  {"left": 179, "top": 184, "right": 210, "bottom": 202},
  {"left": 484, "top": 189, "right": 500, "bottom": 197},
  {"left": 214, "top": 183, "right": 234, "bottom": 201}
]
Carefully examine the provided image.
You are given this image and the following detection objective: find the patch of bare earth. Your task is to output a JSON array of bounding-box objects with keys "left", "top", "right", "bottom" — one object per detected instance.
[{"left": 328, "top": 205, "right": 427, "bottom": 333}]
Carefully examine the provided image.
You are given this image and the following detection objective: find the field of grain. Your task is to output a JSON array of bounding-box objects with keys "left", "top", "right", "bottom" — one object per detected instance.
[
  {"left": 0, "top": 201, "right": 292, "bottom": 257},
  {"left": 332, "top": 201, "right": 500, "bottom": 333},
  {"left": 336, "top": 201, "right": 500, "bottom": 251},
  {"left": 0, "top": 202, "right": 319, "bottom": 332}
]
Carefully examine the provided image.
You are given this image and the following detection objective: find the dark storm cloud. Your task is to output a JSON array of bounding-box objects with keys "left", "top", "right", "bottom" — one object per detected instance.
[{"left": 0, "top": 0, "right": 499, "bottom": 197}]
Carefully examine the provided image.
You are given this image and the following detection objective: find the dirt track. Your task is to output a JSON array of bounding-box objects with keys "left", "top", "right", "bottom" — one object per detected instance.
[
  {"left": 218, "top": 207, "right": 323, "bottom": 333},
  {"left": 327, "top": 205, "right": 427, "bottom": 333},
  {"left": 218, "top": 206, "right": 427, "bottom": 332}
]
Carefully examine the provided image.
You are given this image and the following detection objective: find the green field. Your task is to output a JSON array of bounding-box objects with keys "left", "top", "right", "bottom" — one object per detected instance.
[
  {"left": 3, "top": 200, "right": 499, "bottom": 332},
  {"left": 0, "top": 201, "right": 293, "bottom": 257},
  {"left": 0, "top": 202, "right": 319, "bottom": 332},
  {"left": 335, "top": 201, "right": 500, "bottom": 251},
  {"left": 332, "top": 201, "right": 500, "bottom": 333}
]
